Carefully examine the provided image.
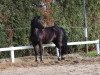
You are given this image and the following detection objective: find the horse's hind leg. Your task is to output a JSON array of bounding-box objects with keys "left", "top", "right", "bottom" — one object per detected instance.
[
  {"left": 56, "top": 48, "right": 61, "bottom": 61},
  {"left": 58, "top": 47, "right": 62, "bottom": 61},
  {"left": 56, "top": 44, "right": 62, "bottom": 61},
  {"left": 54, "top": 42, "right": 62, "bottom": 61}
]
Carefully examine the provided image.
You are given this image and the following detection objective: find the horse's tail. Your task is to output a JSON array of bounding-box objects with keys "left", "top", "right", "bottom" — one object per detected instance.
[{"left": 60, "top": 28, "right": 68, "bottom": 55}]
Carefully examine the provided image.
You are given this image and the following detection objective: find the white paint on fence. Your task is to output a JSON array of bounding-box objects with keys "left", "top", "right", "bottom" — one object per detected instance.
[
  {"left": 0, "top": 39, "right": 99, "bottom": 63},
  {"left": 11, "top": 50, "right": 14, "bottom": 63}
]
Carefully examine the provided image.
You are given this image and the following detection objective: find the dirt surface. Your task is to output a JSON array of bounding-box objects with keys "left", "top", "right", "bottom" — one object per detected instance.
[{"left": 0, "top": 54, "right": 100, "bottom": 75}]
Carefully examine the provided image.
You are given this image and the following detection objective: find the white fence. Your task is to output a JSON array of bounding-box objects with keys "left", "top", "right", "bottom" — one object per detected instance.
[{"left": 0, "top": 39, "right": 99, "bottom": 63}]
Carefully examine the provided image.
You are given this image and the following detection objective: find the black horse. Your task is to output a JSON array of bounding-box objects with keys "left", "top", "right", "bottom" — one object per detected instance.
[{"left": 30, "top": 16, "right": 68, "bottom": 62}]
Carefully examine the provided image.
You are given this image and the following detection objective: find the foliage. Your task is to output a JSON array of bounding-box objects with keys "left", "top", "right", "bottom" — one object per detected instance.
[{"left": 86, "top": 51, "right": 97, "bottom": 57}]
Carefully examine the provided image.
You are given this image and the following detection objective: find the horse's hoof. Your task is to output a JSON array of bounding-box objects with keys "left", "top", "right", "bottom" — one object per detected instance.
[
  {"left": 40, "top": 61, "right": 44, "bottom": 65},
  {"left": 40, "top": 60, "right": 44, "bottom": 63},
  {"left": 61, "top": 57, "right": 65, "bottom": 60},
  {"left": 35, "top": 60, "right": 38, "bottom": 63},
  {"left": 58, "top": 58, "right": 61, "bottom": 61}
]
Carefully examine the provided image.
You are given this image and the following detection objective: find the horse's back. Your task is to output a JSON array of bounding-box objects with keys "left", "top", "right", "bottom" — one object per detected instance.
[{"left": 40, "top": 28, "right": 56, "bottom": 44}]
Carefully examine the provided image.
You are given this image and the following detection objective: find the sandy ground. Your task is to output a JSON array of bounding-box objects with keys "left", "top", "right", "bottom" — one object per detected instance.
[
  {"left": 1, "top": 63, "right": 100, "bottom": 75},
  {"left": 0, "top": 54, "right": 100, "bottom": 75}
]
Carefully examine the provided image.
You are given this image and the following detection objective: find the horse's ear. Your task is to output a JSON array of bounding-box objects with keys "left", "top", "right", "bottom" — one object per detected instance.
[
  {"left": 37, "top": 16, "right": 41, "bottom": 20},
  {"left": 34, "top": 16, "right": 37, "bottom": 19}
]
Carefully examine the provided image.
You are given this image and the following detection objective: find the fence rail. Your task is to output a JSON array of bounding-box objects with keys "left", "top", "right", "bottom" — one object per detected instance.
[{"left": 0, "top": 39, "right": 99, "bottom": 63}]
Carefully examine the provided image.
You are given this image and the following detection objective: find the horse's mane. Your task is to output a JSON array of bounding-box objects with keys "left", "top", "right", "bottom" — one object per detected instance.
[{"left": 31, "top": 16, "right": 44, "bottom": 29}]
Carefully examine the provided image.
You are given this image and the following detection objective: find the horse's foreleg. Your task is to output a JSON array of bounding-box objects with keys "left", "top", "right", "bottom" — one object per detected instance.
[
  {"left": 39, "top": 43, "right": 43, "bottom": 62},
  {"left": 34, "top": 46, "right": 38, "bottom": 62}
]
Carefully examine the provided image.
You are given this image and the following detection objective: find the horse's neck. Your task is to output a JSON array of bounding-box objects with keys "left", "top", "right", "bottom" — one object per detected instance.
[
  {"left": 32, "top": 28, "right": 42, "bottom": 32},
  {"left": 31, "top": 28, "right": 36, "bottom": 33}
]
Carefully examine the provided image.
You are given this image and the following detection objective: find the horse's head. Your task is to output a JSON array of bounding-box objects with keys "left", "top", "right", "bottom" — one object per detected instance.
[{"left": 31, "top": 16, "right": 44, "bottom": 29}]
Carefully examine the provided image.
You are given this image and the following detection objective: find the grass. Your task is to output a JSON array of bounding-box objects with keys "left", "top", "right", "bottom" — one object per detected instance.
[{"left": 86, "top": 51, "right": 97, "bottom": 57}]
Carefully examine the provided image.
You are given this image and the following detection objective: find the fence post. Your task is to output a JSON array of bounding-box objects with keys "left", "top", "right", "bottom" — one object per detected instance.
[
  {"left": 96, "top": 40, "right": 100, "bottom": 55},
  {"left": 10, "top": 46, "right": 15, "bottom": 63}
]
